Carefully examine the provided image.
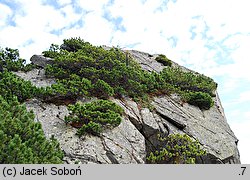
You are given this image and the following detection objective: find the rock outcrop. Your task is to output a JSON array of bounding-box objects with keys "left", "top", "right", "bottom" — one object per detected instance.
[
  {"left": 14, "top": 51, "right": 241, "bottom": 164},
  {"left": 30, "top": 55, "right": 54, "bottom": 68}
]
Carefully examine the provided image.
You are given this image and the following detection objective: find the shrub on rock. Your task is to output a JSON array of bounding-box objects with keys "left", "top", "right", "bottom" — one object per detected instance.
[
  {"left": 155, "top": 54, "right": 172, "bottom": 67},
  {"left": 0, "top": 96, "right": 64, "bottom": 163},
  {"left": 147, "top": 134, "right": 206, "bottom": 164},
  {"left": 0, "top": 71, "right": 39, "bottom": 102},
  {"left": 65, "top": 100, "right": 124, "bottom": 136},
  {"left": 91, "top": 79, "right": 114, "bottom": 99},
  {"left": 42, "top": 37, "right": 217, "bottom": 110},
  {"left": 184, "top": 91, "right": 214, "bottom": 110}
]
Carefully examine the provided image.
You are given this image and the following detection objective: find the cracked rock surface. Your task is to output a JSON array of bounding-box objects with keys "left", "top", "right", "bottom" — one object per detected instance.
[
  {"left": 25, "top": 98, "right": 146, "bottom": 164},
  {"left": 15, "top": 50, "right": 241, "bottom": 164}
]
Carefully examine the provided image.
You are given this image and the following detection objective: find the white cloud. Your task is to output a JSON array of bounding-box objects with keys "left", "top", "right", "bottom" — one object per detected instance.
[
  {"left": 82, "top": 12, "right": 114, "bottom": 44},
  {"left": 0, "top": 3, "right": 12, "bottom": 27},
  {"left": 59, "top": 5, "right": 82, "bottom": 28},
  {"left": 230, "top": 120, "right": 250, "bottom": 164},
  {"left": 62, "top": 12, "right": 114, "bottom": 45},
  {"left": 0, "top": 0, "right": 83, "bottom": 60},
  {"left": 238, "top": 91, "right": 250, "bottom": 104},
  {"left": 56, "top": 0, "right": 72, "bottom": 6},
  {"left": 77, "top": 0, "right": 110, "bottom": 12},
  {"left": 202, "top": 34, "right": 250, "bottom": 86}
]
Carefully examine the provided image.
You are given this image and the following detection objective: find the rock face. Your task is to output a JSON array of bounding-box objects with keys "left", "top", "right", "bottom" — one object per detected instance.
[
  {"left": 24, "top": 98, "right": 145, "bottom": 164},
  {"left": 15, "top": 68, "right": 55, "bottom": 87},
  {"left": 30, "top": 55, "right": 54, "bottom": 68},
  {"left": 14, "top": 50, "right": 241, "bottom": 164}
]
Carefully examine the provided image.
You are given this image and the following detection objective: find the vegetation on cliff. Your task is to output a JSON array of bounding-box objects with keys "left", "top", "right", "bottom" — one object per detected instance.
[
  {"left": 155, "top": 54, "right": 172, "bottom": 67},
  {"left": 42, "top": 37, "right": 217, "bottom": 110},
  {"left": 147, "top": 134, "right": 206, "bottom": 164},
  {"left": 0, "top": 71, "right": 39, "bottom": 102},
  {"left": 0, "top": 47, "right": 38, "bottom": 72},
  {"left": 65, "top": 100, "right": 124, "bottom": 136},
  {"left": 0, "top": 96, "right": 63, "bottom": 163},
  {"left": 0, "top": 47, "right": 63, "bottom": 163},
  {"left": 0, "top": 39, "right": 217, "bottom": 164}
]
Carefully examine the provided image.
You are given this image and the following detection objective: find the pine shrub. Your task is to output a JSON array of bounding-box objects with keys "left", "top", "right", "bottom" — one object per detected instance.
[
  {"left": 155, "top": 54, "right": 172, "bottom": 67},
  {"left": 184, "top": 91, "right": 214, "bottom": 110},
  {"left": 0, "top": 96, "right": 64, "bottom": 163},
  {"left": 0, "top": 71, "right": 39, "bottom": 102},
  {"left": 91, "top": 79, "right": 114, "bottom": 99},
  {"left": 42, "top": 44, "right": 60, "bottom": 58},
  {"left": 42, "top": 37, "right": 218, "bottom": 110},
  {"left": 65, "top": 100, "right": 124, "bottom": 136},
  {"left": 38, "top": 74, "right": 93, "bottom": 103},
  {"left": 0, "top": 47, "right": 37, "bottom": 72},
  {"left": 147, "top": 134, "right": 206, "bottom": 164},
  {"left": 0, "top": 47, "right": 25, "bottom": 71}
]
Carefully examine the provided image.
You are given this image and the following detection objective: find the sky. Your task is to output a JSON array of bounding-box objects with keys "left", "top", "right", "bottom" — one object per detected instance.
[{"left": 0, "top": 0, "right": 249, "bottom": 163}]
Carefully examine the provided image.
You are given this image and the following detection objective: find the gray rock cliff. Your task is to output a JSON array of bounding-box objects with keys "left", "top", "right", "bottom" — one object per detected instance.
[{"left": 14, "top": 51, "right": 241, "bottom": 164}]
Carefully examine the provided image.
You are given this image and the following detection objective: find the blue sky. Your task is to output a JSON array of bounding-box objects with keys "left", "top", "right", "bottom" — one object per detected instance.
[{"left": 0, "top": 0, "right": 249, "bottom": 163}]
